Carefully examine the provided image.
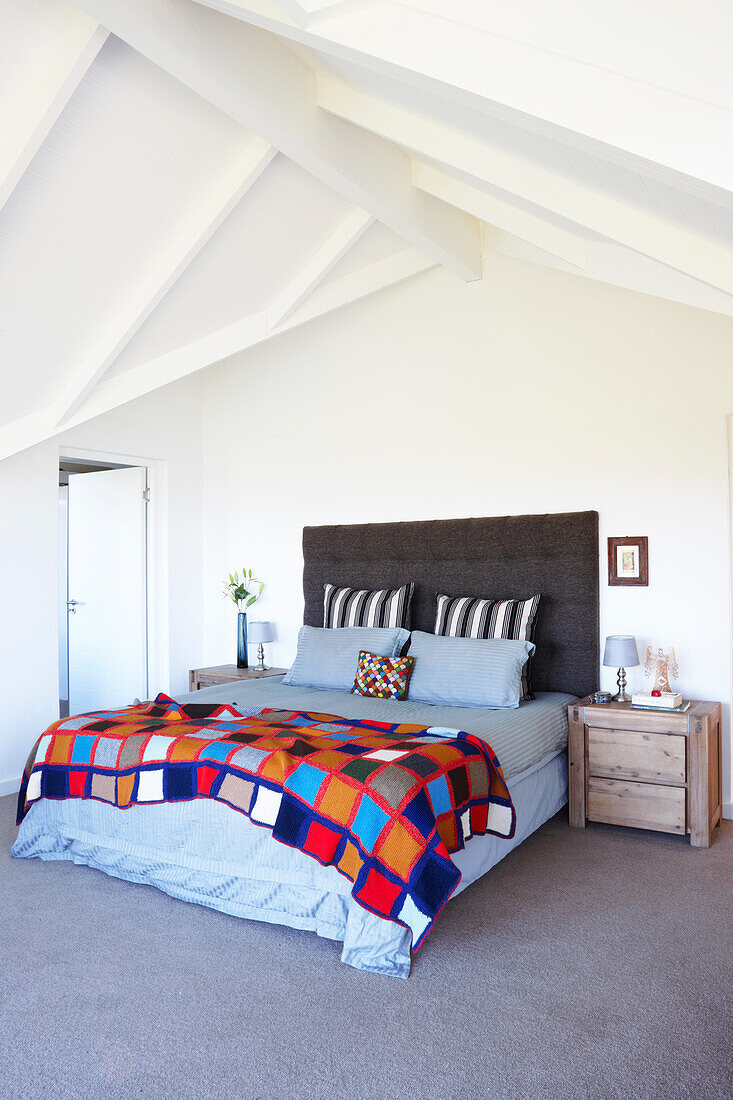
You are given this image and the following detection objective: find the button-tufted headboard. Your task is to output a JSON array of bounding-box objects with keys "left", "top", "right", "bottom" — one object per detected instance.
[{"left": 303, "top": 511, "right": 599, "bottom": 699}]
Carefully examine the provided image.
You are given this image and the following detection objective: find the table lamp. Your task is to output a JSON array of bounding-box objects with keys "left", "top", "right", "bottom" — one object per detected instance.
[
  {"left": 248, "top": 621, "right": 274, "bottom": 671},
  {"left": 603, "top": 634, "right": 639, "bottom": 702}
]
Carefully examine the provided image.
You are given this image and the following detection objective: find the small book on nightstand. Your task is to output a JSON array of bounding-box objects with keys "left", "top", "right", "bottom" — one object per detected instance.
[{"left": 631, "top": 691, "right": 689, "bottom": 712}]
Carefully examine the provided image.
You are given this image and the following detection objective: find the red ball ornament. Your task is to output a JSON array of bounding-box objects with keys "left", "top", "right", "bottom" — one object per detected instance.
[{"left": 651, "top": 689, "right": 661, "bottom": 697}]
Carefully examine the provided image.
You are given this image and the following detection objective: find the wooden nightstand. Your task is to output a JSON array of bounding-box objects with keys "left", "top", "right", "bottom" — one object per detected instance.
[
  {"left": 188, "top": 665, "right": 287, "bottom": 691},
  {"left": 568, "top": 698, "right": 722, "bottom": 847}
]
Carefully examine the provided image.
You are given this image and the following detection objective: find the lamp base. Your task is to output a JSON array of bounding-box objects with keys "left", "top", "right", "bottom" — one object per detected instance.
[
  {"left": 611, "top": 666, "right": 631, "bottom": 703},
  {"left": 253, "top": 643, "right": 268, "bottom": 673}
]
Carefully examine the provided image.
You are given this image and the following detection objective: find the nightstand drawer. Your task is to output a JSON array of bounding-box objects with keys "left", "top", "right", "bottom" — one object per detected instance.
[
  {"left": 587, "top": 777, "right": 686, "bottom": 834},
  {"left": 197, "top": 675, "right": 231, "bottom": 689},
  {"left": 588, "top": 727, "right": 686, "bottom": 784}
]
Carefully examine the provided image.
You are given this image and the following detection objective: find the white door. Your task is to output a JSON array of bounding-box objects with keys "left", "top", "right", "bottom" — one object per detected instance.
[
  {"left": 58, "top": 486, "right": 69, "bottom": 707},
  {"left": 68, "top": 467, "right": 148, "bottom": 714}
]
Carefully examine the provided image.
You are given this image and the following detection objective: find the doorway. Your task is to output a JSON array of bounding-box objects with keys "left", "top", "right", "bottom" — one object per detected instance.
[{"left": 59, "top": 456, "right": 150, "bottom": 717}]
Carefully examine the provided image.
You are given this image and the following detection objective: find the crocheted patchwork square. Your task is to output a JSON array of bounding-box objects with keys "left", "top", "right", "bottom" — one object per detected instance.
[{"left": 351, "top": 650, "right": 415, "bottom": 701}]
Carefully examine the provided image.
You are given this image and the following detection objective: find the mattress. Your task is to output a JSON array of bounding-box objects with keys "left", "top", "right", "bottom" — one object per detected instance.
[
  {"left": 13, "top": 685, "right": 573, "bottom": 976},
  {"left": 182, "top": 676, "right": 575, "bottom": 779}
]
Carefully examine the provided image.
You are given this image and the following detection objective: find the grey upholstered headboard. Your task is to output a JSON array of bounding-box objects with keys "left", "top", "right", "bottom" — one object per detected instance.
[{"left": 302, "top": 511, "right": 599, "bottom": 699}]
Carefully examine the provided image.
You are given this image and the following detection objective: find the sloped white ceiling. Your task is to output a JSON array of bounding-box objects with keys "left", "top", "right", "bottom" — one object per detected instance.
[
  {"left": 0, "top": 0, "right": 731, "bottom": 461},
  {"left": 106, "top": 155, "right": 354, "bottom": 378},
  {"left": 297, "top": 43, "right": 733, "bottom": 249},
  {"left": 398, "top": 0, "right": 733, "bottom": 108},
  {"left": 249, "top": 0, "right": 731, "bottom": 189},
  {"left": 0, "top": 33, "right": 248, "bottom": 427},
  {"left": 0, "top": 0, "right": 84, "bottom": 106}
]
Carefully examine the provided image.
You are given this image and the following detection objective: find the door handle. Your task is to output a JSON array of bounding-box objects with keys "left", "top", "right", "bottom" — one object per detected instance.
[{"left": 67, "top": 599, "right": 84, "bottom": 614}]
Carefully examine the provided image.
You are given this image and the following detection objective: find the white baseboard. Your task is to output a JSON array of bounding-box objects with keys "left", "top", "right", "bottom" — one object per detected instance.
[
  {"left": 723, "top": 801, "right": 733, "bottom": 821},
  {"left": 0, "top": 777, "right": 20, "bottom": 798}
]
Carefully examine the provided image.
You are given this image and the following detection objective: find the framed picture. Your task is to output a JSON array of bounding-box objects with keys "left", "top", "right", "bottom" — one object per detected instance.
[{"left": 608, "top": 535, "right": 648, "bottom": 586}]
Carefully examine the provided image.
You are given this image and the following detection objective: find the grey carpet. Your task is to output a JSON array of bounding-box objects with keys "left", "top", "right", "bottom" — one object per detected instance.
[{"left": 1, "top": 794, "right": 731, "bottom": 1100}]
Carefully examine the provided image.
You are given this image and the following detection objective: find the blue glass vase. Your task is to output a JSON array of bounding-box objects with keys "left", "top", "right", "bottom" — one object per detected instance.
[{"left": 237, "top": 612, "right": 248, "bottom": 668}]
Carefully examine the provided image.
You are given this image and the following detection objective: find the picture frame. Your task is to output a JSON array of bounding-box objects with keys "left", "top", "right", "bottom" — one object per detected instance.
[{"left": 608, "top": 535, "right": 648, "bottom": 586}]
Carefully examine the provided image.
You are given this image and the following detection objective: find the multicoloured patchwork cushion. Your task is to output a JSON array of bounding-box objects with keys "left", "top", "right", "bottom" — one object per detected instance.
[{"left": 351, "top": 650, "right": 415, "bottom": 701}]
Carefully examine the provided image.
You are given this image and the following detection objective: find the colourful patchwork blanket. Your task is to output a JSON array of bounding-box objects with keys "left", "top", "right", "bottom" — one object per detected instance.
[{"left": 16, "top": 695, "right": 516, "bottom": 950}]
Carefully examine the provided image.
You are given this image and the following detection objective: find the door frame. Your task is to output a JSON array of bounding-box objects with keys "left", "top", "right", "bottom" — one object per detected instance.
[
  {"left": 724, "top": 415, "right": 733, "bottom": 820},
  {"left": 59, "top": 445, "right": 170, "bottom": 699}
]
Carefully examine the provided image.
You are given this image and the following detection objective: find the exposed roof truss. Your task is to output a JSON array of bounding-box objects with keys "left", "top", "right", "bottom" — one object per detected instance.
[
  {"left": 55, "top": 137, "right": 276, "bottom": 426},
  {"left": 0, "top": 233, "right": 434, "bottom": 462},
  {"left": 73, "top": 0, "right": 482, "bottom": 281},
  {"left": 0, "top": 0, "right": 730, "bottom": 465}
]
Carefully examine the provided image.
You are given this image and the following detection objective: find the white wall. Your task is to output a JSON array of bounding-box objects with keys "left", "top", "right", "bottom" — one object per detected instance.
[
  {"left": 201, "top": 255, "right": 733, "bottom": 813},
  {"left": 0, "top": 375, "right": 205, "bottom": 793},
  {"left": 3, "top": 252, "right": 733, "bottom": 817}
]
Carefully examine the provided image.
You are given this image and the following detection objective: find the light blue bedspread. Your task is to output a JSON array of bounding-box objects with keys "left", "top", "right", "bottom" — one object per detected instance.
[
  {"left": 182, "top": 677, "right": 574, "bottom": 779},
  {"left": 12, "top": 686, "right": 572, "bottom": 977}
]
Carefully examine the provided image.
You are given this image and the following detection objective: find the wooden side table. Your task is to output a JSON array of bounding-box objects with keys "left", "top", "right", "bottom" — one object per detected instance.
[
  {"left": 568, "top": 697, "right": 722, "bottom": 847},
  {"left": 188, "top": 665, "right": 287, "bottom": 692}
]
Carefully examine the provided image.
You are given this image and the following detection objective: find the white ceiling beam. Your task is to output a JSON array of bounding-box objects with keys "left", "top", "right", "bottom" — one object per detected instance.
[
  {"left": 190, "top": 0, "right": 733, "bottom": 196},
  {"left": 319, "top": 79, "right": 733, "bottom": 297},
  {"left": 414, "top": 161, "right": 586, "bottom": 269},
  {"left": 268, "top": 207, "right": 373, "bottom": 328},
  {"left": 0, "top": 247, "right": 435, "bottom": 462},
  {"left": 493, "top": 232, "right": 733, "bottom": 320},
  {"left": 54, "top": 138, "right": 276, "bottom": 426},
  {"left": 72, "top": 0, "right": 481, "bottom": 281},
  {"left": 4, "top": 229, "right": 731, "bottom": 466},
  {"left": 0, "top": 17, "right": 108, "bottom": 215},
  {"left": 285, "top": 245, "right": 435, "bottom": 327},
  {"left": 88, "top": 247, "right": 435, "bottom": 412}
]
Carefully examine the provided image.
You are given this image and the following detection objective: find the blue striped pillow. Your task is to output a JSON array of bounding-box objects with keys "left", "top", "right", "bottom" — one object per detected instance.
[
  {"left": 283, "top": 626, "right": 410, "bottom": 692},
  {"left": 434, "top": 593, "right": 541, "bottom": 700},
  {"left": 407, "top": 631, "right": 536, "bottom": 709}
]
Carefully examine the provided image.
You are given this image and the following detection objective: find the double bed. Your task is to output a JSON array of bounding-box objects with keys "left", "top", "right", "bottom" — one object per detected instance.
[{"left": 13, "top": 511, "right": 599, "bottom": 977}]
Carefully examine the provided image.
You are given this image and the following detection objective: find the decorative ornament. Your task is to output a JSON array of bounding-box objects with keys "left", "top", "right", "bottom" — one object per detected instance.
[{"left": 644, "top": 646, "right": 678, "bottom": 693}]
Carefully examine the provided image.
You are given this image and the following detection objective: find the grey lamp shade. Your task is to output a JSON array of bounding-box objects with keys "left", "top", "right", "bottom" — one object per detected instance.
[
  {"left": 247, "top": 621, "right": 273, "bottom": 645},
  {"left": 603, "top": 634, "right": 639, "bottom": 668}
]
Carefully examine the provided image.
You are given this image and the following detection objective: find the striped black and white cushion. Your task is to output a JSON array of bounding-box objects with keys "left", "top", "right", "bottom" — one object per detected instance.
[
  {"left": 324, "top": 582, "right": 414, "bottom": 630},
  {"left": 434, "top": 593, "right": 541, "bottom": 700}
]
